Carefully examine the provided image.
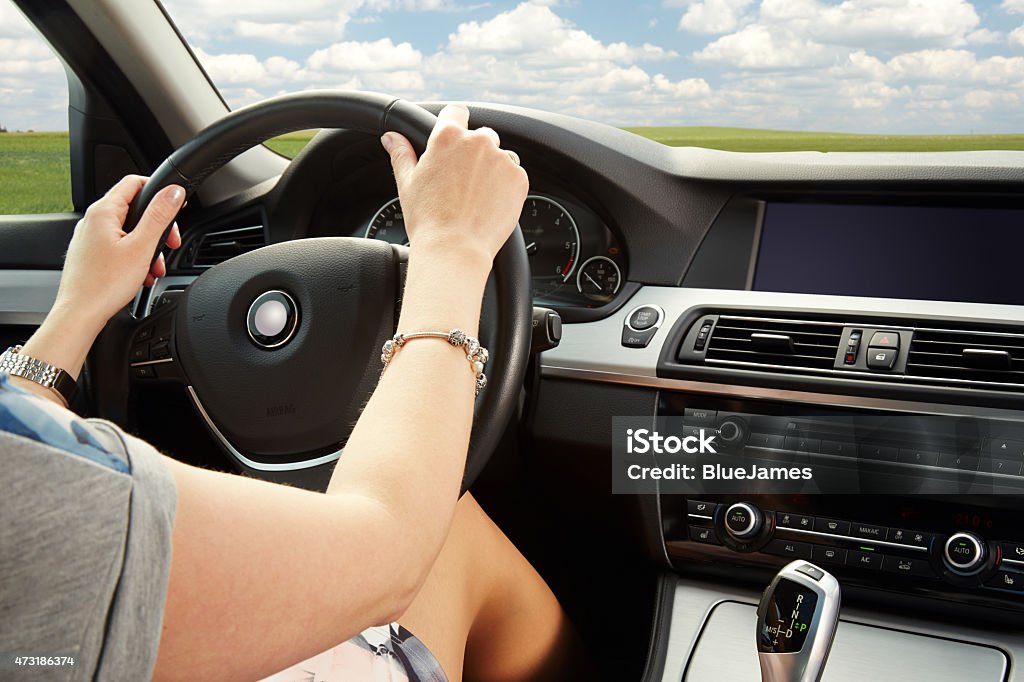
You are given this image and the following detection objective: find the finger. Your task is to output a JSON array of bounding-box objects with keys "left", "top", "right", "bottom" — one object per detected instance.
[
  {"left": 104, "top": 174, "right": 147, "bottom": 203},
  {"left": 83, "top": 175, "right": 146, "bottom": 225},
  {"left": 475, "top": 126, "right": 500, "bottom": 147},
  {"left": 143, "top": 273, "right": 157, "bottom": 288},
  {"left": 381, "top": 133, "right": 419, "bottom": 186},
  {"left": 126, "top": 184, "right": 186, "bottom": 254},
  {"left": 166, "top": 223, "right": 182, "bottom": 250},
  {"left": 149, "top": 252, "right": 167, "bottom": 280},
  {"left": 432, "top": 103, "right": 470, "bottom": 137}
]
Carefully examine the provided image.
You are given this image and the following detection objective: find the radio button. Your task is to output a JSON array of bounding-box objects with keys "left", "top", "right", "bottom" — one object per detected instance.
[{"left": 898, "top": 449, "right": 940, "bottom": 467}]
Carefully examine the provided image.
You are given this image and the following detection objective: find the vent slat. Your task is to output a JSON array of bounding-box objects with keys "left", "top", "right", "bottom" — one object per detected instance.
[
  {"left": 706, "top": 316, "right": 841, "bottom": 371},
  {"left": 193, "top": 225, "right": 266, "bottom": 267},
  {"left": 907, "top": 328, "right": 1024, "bottom": 390}
]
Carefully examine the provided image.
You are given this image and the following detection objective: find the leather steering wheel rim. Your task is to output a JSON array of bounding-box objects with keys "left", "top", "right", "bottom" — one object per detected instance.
[{"left": 122, "top": 90, "right": 532, "bottom": 493}]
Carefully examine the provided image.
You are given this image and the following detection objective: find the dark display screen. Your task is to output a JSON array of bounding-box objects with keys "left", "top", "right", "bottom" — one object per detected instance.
[
  {"left": 753, "top": 204, "right": 1024, "bottom": 305},
  {"left": 758, "top": 578, "right": 818, "bottom": 654}
]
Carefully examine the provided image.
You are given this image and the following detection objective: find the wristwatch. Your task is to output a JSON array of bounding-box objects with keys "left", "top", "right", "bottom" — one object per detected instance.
[{"left": 0, "top": 345, "right": 77, "bottom": 407}]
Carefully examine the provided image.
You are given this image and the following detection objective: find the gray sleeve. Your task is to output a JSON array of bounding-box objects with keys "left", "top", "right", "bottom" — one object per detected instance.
[{"left": 0, "top": 418, "right": 176, "bottom": 681}]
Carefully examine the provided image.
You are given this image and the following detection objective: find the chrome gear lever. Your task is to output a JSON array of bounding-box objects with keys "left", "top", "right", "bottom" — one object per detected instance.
[{"left": 756, "top": 560, "right": 841, "bottom": 682}]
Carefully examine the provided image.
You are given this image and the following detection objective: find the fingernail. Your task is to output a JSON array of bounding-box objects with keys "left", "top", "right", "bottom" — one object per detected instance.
[
  {"left": 167, "top": 185, "right": 185, "bottom": 205},
  {"left": 380, "top": 133, "right": 395, "bottom": 152}
]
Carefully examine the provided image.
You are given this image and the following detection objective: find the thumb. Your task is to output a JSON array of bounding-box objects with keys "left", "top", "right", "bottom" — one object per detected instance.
[
  {"left": 127, "top": 184, "right": 185, "bottom": 253},
  {"left": 381, "top": 132, "right": 418, "bottom": 185}
]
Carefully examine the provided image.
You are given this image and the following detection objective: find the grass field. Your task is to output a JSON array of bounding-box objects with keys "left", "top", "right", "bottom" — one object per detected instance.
[{"left": 4, "top": 128, "right": 1023, "bottom": 214}]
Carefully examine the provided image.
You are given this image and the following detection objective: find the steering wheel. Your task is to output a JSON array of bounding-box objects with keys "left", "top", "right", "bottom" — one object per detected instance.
[{"left": 114, "top": 91, "right": 532, "bottom": 493}]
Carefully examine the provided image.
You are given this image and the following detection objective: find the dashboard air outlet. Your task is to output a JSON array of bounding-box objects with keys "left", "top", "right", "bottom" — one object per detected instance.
[
  {"left": 705, "top": 315, "right": 843, "bottom": 372},
  {"left": 192, "top": 225, "right": 267, "bottom": 268},
  {"left": 906, "top": 328, "right": 1024, "bottom": 390}
]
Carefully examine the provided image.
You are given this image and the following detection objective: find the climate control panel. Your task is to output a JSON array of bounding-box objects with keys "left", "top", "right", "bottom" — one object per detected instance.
[{"left": 682, "top": 499, "right": 1024, "bottom": 600}]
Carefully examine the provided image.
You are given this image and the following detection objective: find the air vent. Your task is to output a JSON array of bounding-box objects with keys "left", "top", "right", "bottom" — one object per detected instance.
[
  {"left": 706, "top": 315, "right": 844, "bottom": 371},
  {"left": 192, "top": 225, "right": 266, "bottom": 268},
  {"left": 907, "top": 328, "right": 1024, "bottom": 389}
]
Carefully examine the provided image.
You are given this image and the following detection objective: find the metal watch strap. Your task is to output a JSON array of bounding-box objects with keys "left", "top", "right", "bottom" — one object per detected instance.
[{"left": 0, "top": 345, "right": 77, "bottom": 407}]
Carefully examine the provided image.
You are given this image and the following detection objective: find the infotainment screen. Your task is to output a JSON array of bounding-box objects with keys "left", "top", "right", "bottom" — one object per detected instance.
[{"left": 752, "top": 203, "right": 1024, "bottom": 305}]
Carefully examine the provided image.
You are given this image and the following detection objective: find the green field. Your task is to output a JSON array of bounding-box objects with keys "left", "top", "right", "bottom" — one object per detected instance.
[{"left": 4, "top": 128, "right": 1023, "bottom": 214}]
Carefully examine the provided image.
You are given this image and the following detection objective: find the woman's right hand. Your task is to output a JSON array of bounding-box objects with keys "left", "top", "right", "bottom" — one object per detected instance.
[{"left": 380, "top": 104, "right": 529, "bottom": 273}]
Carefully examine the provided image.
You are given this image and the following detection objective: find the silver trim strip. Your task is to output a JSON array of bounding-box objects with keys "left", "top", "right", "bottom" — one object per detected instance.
[
  {"left": 186, "top": 385, "right": 342, "bottom": 472},
  {"left": 1003, "top": 558, "right": 1024, "bottom": 567},
  {"left": 687, "top": 514, "right": 713, "bottom": 521},
  {"left": 130, "top": 358, "right": 174, "bottom": 368},
  {"left": 540, "top": 365, "right": 1024, "bottom": 420},
  {"left": 778, "top": 526, "right": 929, "bottom": 553},
  {"left": 0, "top": 270, "right": 61, "bottom": 325}
]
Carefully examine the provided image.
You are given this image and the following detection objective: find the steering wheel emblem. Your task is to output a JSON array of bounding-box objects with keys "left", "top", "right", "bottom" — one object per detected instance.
[{"left": 246, "top": 290, "right": 299, "bottom": 349}]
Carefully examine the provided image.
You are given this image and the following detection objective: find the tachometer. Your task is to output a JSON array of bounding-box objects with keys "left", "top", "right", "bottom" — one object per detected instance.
[
  {"left": 519, "top": 195, "right": 580, "bottom": 298},
  {"left": 365, "top": 197, "right": 408, "bottom": 244}
]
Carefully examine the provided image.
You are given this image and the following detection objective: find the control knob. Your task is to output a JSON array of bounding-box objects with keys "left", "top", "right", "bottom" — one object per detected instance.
[
  {"left": 943, "top": 532, "right": 987, "bottom": 574},
  {"left": 725, "top": 502, "right": 764, "bottom": 540}
]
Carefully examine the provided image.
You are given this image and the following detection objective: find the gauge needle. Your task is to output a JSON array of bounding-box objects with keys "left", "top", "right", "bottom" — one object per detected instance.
[
  {"left": 584, "top": 272, "right": 603, "bottom": 291},
  {"left": 525, "top": 241, "right": 538, "bottom": 256}
]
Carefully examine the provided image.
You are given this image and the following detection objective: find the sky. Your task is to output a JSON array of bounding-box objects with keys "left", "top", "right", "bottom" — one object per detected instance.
[{"left": 2, "top": 0, "right": 1023, "bottom": 133}]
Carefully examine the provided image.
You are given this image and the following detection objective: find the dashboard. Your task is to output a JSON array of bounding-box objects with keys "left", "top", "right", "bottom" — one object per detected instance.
[{"left": 148, "top": 106, "right": 1024, "bottom": 651}]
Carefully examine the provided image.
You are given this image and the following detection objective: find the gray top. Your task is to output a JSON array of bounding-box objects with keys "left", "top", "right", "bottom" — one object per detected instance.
[{"left": 0, "top": 374, "right": 177, "bottom": 680}]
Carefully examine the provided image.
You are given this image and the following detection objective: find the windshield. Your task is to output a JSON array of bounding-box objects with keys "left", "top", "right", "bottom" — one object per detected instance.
[{"left": 158, "top": 0, "right": 1024, "bottom": 155}]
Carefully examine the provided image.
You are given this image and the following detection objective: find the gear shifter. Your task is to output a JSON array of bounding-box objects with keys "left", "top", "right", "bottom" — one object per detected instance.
[{"left": 756, "top": 561, "right": 841, "bottom": 682}]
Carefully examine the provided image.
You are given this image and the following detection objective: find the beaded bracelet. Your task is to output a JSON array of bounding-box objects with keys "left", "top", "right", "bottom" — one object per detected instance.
[{"left": 380, "top": 329, "right": 488, "bottom": 396}]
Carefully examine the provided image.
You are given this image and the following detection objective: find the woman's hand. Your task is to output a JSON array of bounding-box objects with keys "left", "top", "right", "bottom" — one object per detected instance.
[
  {"left": 381, "top": 104, "right": 528, "bottom": 274},
  {"left": 53, "top": 175, "right": 185, "bottom": 333},
  {"left": 11, "top": 176, "right": 184, "bottom": 402}
]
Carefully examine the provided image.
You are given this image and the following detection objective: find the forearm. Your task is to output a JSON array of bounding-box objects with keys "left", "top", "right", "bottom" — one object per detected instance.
[{"left": 327, "top": 243, "right": 491, "bottom": 580}]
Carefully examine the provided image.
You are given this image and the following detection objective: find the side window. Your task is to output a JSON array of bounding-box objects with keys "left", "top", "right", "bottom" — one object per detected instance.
[{"left": 0, "top": 1, "right": 72, "bottom": 214}]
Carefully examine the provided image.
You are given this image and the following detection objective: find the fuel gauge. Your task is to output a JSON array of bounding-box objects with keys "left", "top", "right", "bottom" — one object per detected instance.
[{"left": 576, "top": 255, "right": 622, "bottom": 302}]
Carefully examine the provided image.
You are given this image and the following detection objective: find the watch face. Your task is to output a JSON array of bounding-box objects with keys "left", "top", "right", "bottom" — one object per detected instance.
[{"left": 758, "top": 578, "right": 818, "bottom": 654}]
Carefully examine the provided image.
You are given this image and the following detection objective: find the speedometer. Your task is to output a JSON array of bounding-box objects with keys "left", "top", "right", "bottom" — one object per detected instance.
[
  {"left": 365, "top": 197, "right": 408, "bottom": 244},
  {"left": 519, "top": 195, "right": 580, "bottom": 298}
]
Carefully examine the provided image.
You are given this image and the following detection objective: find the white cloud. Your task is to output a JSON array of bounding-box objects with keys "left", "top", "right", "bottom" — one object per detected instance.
[
  {"left": 0, "top": 3, "right": 67, "bottom": 130},
  {"left": 966, "top": 28, "right": 1002, "bottom": 45},
  {"left": 1011, "top": 24, "right": 1024, "bottom": 47},
  {"left": 678, "top": 0, "right": 754, "bottom": 34},
  {"left": 446, "top": 4, "right": 675, "bottom": 63},
  {"left": 1002, "top": 0, "right": 1024, "bottom": 14},
  {"left": 694, "top": 24, "right": 835, "bottom": 67}
]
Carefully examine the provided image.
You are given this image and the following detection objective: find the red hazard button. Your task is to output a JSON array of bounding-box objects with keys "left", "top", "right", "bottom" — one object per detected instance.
[{"left": 869, "top": 331, "right": 900, "bottom": 349}]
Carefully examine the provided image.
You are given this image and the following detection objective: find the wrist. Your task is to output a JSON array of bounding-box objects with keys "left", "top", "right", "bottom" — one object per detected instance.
[
  {"left": 410, "top": 232, "right": 494, "bottom": 280},
  {"left": 45, "top": 298, "right": 109, "bottom": 341}
]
